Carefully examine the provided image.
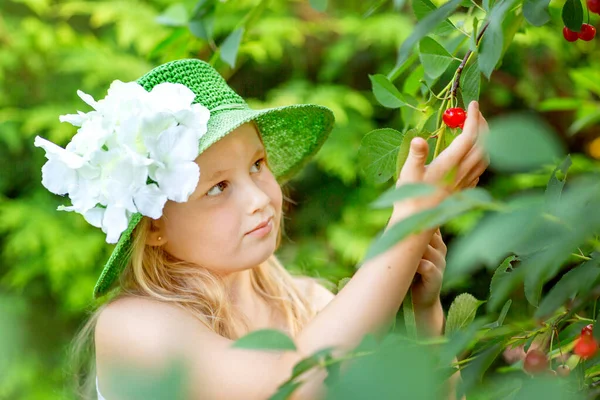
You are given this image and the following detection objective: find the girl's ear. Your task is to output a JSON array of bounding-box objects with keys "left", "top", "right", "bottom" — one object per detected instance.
[{"left": 145, "top": 217, "right": 167, "bottom": 246}]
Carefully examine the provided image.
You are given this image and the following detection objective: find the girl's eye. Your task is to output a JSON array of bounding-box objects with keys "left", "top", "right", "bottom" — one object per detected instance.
[
  {"left": 251, "top": 158, "right": 265, "bottom": 173},
  {"left": 205, "top": 158, "right": 265, "bottom": 197},
  {"left": 206, "top": 181, "right": 228, "bottom": 197}
]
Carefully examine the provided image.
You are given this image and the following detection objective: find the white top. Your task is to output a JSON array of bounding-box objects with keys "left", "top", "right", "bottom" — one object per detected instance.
[{"left": 96, "top": 376, "right": 106, "bottom": 400}]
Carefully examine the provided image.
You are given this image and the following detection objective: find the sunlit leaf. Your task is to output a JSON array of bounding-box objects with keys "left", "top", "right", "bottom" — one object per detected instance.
[
  {"left": 445, "top": 293, "right": 484, "bottom": 336},
  {"left": 358, "top": 128, "right": 404, "bottom": 185}
]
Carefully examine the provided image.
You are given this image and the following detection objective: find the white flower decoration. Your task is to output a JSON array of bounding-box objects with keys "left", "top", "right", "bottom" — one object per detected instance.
[{"left": 35, "top": 80, "right": 210, "bottom": 244}]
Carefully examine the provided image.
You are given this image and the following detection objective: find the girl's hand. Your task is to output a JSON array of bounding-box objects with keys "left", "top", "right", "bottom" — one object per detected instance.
[
  {"left": 389, "top": 101, "right": 489, "bottom": 222},
  {"left": 411, "top": 228, "right": 447, "bottom": 310}
]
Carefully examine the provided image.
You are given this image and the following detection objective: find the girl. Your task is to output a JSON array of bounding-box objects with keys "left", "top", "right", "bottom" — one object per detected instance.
[{"left": 36, "top": 59, "right": 488, "bottom": 399}]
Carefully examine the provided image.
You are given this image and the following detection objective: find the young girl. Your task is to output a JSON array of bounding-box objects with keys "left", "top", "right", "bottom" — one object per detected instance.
[{"left": 36, "top": 59, "right": 488, "bottom": 399}]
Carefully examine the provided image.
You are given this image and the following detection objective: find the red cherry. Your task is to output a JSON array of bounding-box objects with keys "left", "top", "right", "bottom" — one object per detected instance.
[
  {"left": 458, "top": 122, "right": 464, "bottom": 129},
  {"left": 443, "top": 108, "right": 467, "bottom": 129},
  {"left": 578, "top": 24, "right": 596, "bottom": 41},
  {"left": 582, "top": 323, "right": 594, "bottom": 336},
  {"left": 523, "top": 349, "right": 549, "bottom": 374},
  {"left": 563, "top": 26, "right": 579, "bottom": 42},
  {"left": 588, "top": 0, "right": 600, "bottom": 14},
  {"left": 556, "top": 364, "right": 571, "bottom": 377},
  {"left": 574, "top": 335, "right": 599, "bottom": 359}
]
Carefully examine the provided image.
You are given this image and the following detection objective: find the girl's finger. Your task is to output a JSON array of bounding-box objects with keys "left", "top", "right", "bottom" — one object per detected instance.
[
  {"left": 398, "top": 137, "right": 429, "bottom": 185},
  {"left": 422, "top": 244, "right": 447, "bottom": 270},
  {"left": 458, "top": 157, "right": 488, "bottom": 190},
  {"left": 467, "top": 177, "right": 479, "bottom": 188},
  {"left": 429, "top": 231, "right": 447, "bottom": 255},
  {"left": 427, "top": 102, "right": 480, "bottom": 184},
  {"left": 416, "top": 259, "right": 437, "bottom": 276},
  {"left": 453, "top": 145, "right": 486, "bottom": 189}
]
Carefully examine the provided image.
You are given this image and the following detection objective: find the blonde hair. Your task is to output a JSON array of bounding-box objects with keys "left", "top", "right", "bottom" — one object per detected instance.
[{"left": 67, "top": 130, "right": 319, "bottom": 399}]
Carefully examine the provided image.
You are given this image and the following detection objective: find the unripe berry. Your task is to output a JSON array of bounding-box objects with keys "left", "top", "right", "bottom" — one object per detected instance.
[
  {"left": 578, "top": 24, "right": 596, "bottom": 41},
  {"left": 587, "top": 0, "right": 600, "bottom": 14},
  {"left": 523, "top": 349, "right": 549, "bottom": 374},
  {"left": 556, "top": 364, "right": 571, "bottom": 377},
  {"left": 563, "top": 27, "right": 579, "bottom": 42},
  {"left": 442, "top": 107, "right": 466, "bottom": 129},
  {"left": 574, "top": 335, "right": 599, "bottom": 359}
]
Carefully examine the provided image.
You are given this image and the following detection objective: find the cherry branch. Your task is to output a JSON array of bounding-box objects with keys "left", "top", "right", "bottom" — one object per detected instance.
[{"left": 450, "top": 21, "right": 490, "bottom": 100}]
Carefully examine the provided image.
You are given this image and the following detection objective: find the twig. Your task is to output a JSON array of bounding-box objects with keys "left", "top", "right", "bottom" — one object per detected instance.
[{"left": 450, "top": 21, "right": 490, "bottom": 100}]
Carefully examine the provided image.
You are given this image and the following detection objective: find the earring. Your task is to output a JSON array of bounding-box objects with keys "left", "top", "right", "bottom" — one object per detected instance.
[{"left": 157, "top": 236, "right": 162, "bottom": 241}]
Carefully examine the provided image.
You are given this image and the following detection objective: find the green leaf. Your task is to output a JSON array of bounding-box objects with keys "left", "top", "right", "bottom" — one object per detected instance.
[
  {"left": 545, "top": 155, "right": 572, "bottom": 214},
  {"left": 483, "top": 113, "right": 564, "bottom": 172},
  {"left": 488, "top": 256, "right": 518, "bottom": 312},
  {"left": 403, "top": 291, "right": 417, "bottom": 339},
  {"left": 418, "top": 37, "right": 454, "bottom": 79},
  {"left": 445, "top": 196, "right": 545, "bottom": 289},
  {"left": 369, "top": 74, "right": 408, "bottom": 108},
  {"left": 371, "top": 183, "right": 437, "bottom": 209},
  {"left": 325, "top": 342, "right": 438, "bottom": 399},
  {"left": 412, "top": 0, "right": 457, "bottom": 36},
  {"left": 562, "top": 0, "right": 583, "bottom": 32},
  {"left": 496, "top": 299, "right": 512, "bottom": 326},
  {"left": 188, "top": 0, "right": 216, "bottom": 40},
  {"left": 478, "top": 0, "right": 519, "bottom": 79},
  {"left": 393, "top": 0, "right": 463, "bottom": 76},
  {"left": 535, "top": 258, "right": 600, "bottom": 319},
  {"left": 220, "top": 27, "right": 244, "bottom": 68},
  {"left": 156, "top": 3, "right": 189, "bottom": 27},
  {"left": 309, "top": 0, "right": 328, "bottom": 12},
  {"left": 269, "top": 381, "right": 302, "bottom": 400},
  {"left": 394, "top": 128, "right": 430, "bottom": 180},
  {"left": 440, "top": 319, "right": 487, "bottom": 365},
  {"left": 470, "top": 18, "right": 480, "bottom": 51},
  {"left": 232, "top": 329, "right": 297, "bottom": 351},
  {"left": 291, "top": 347, "right": 333, "bottom": 378},
  {"left": 458, "top": 344, "right": 504, "bottom": 396},
  {"left": 460, "top": 56, "right": 480, "bottom": 107},
  {"left": 363, "top": 189, "right": 493, "bottom": 261},
  {"left": 523, "top": 0, "right": 551, "bottom": 26},
  {"left": 445, "top": 293, "right": 484, "bottom": 336},
  {"left": 358, "top": 128, "right": 404, "bottom": 185}
]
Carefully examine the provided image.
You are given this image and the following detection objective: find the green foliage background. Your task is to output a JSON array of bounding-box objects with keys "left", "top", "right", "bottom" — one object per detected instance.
[{"left": 0, "top": 0, "right": 599, "bottom": 398}]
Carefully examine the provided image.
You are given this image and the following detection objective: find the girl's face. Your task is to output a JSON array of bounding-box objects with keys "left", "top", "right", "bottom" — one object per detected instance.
[{"left": 151, "top": 123, "right": 283, "bottom": 274}]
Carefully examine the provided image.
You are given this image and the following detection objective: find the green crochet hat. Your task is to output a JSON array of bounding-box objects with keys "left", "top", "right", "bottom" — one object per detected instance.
[{"left": 89, "top": 58, "right": 334, "bottom": 298}]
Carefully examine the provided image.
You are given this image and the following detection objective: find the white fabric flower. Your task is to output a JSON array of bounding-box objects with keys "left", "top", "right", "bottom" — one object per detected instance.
[{"left": 34, "top": 80, "right": 210, "bottom": 244}]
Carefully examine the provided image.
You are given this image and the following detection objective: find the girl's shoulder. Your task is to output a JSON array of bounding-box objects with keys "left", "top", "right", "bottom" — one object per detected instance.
[
  {"left": 292, "top": 276, "right": 336, "bottom": 312},
  {"left": 94, "top": 296, "right": 203, "bottom": 370}
]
